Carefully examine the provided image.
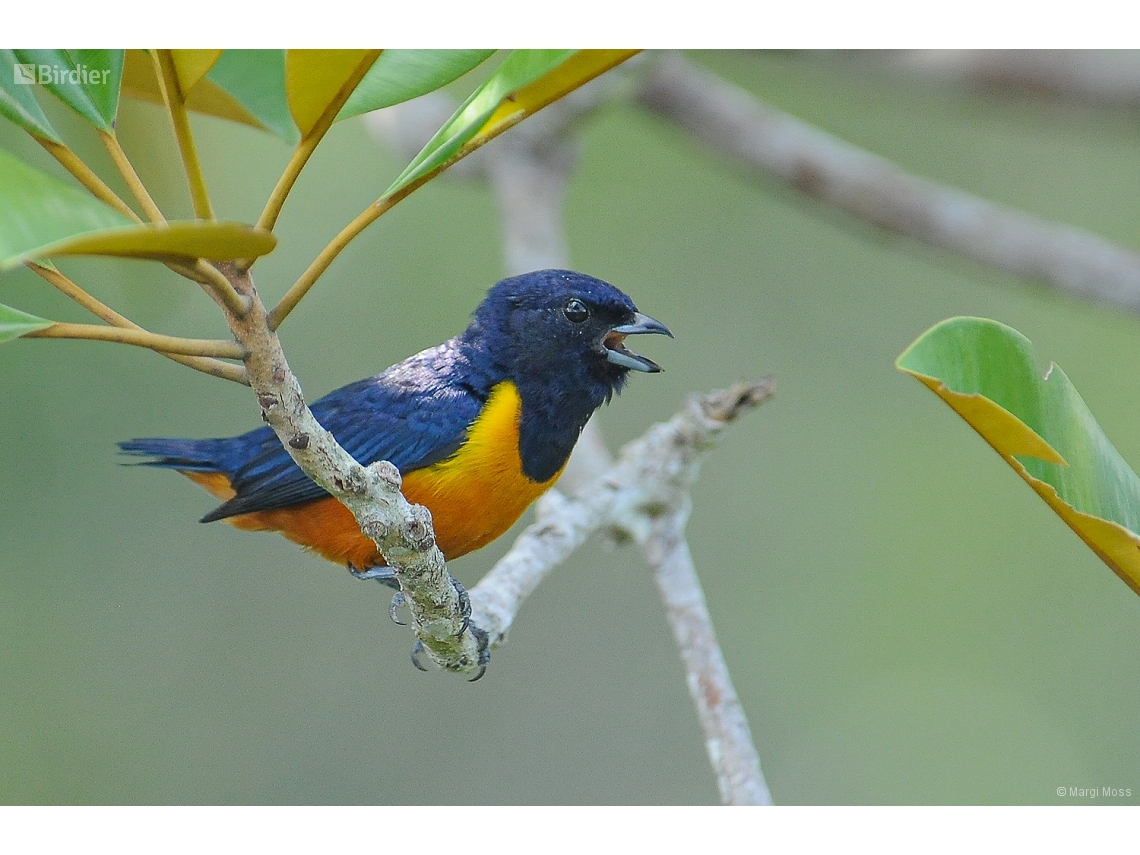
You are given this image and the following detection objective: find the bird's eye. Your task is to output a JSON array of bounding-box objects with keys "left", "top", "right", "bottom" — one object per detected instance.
[{"left": 563, "top": 298, "right": 589, "bottom": 323}]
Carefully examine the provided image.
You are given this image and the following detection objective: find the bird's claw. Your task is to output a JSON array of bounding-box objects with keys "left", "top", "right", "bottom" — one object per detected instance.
[
  {"left": 467, "top": 624, "right": 491, "bottom": 682},
  {"left": 388, "top": 592, "right": 408, "bottom": 626},
  {"left": 451, "top": 576, "right": 472, "bottom": 637},
  {"left": 410, "top": 639, "right": 430, "bottom": 672},
  {"left": 348, "top": 563, "right": 400, "bottom": 590}
]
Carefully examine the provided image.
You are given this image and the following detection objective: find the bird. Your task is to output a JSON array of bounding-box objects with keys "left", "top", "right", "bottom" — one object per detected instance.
[{"left": 120, "top": 269, "right": 671, "bottom": 584}]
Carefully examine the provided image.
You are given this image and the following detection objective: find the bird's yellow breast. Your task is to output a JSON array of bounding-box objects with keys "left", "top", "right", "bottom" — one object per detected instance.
[{"left": 401, "top": 379, "right": 564, "bottom": 558}]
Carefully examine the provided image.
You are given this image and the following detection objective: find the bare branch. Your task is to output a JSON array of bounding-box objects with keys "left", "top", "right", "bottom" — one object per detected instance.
[
  {"left": 617, "top": 383, "right": 775, "bottom": 806},
  {"left": 635, "top": 52, "right": 1140, "bottom": 313},
  {"left": 471, "top": 381, "right": 776, "bottom": 805}
]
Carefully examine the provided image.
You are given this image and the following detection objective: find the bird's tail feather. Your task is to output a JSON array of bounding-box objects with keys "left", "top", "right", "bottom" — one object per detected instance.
[{"left": 118, "top": 437, "right": 233, "bottom": 473}]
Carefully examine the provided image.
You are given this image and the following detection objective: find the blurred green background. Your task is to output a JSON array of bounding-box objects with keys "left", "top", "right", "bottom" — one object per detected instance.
[{"left": 2, "top": 51, "right": 1139, "bottom": 805}]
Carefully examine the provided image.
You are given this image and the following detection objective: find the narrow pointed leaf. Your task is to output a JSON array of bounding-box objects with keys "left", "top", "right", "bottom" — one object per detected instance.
[
  {"left": 207, "top": 50, "right": 298, "bottom": 144},
  {"left": 0, "top": 146, "right": 275, "bottom": 268},
  {"left": 471, "top": 49, "right": 637, "bottom": 145},
  {"left": 0, "top": 303, "right": 52, "bottom": 343},
  {"left": 337, "top": 49, "right": 495, "bottom": 121},
  {"left": 13, "top": 49, "right": 123, "bottom": 130},
  {"left": 13, "top": 220, "right": 277, "bottom": 267},
  {"left": 171, "top": 49, "right": 221, "bottom": 94},
  {"left": 385, "top": 49, "right": 636, "bottom": 197},
  {"left": 121, "top": 50, "right": 267, "bottom": 133},
  {"left": 898, "top": 317, "right": 1140, "bottom": 596},
  {"left": 385, "top": 49, "right": 573, "bottom": 195},
  {"left": 0, "top": 49, "right": 61, "bottom": 141},
  {"left": 285, "top": 49, "right": 379, "bottom": 137}
]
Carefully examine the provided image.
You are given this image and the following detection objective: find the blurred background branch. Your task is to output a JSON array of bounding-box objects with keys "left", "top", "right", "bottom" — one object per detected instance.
[{"left": 635, "top": 52, "right": 1140, "bottom": 313}]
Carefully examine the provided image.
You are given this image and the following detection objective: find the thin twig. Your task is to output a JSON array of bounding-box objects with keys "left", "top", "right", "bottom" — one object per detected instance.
[
  {"left": 619, "top": 383, "right": 777, "bottom": 806},
  {"left": 27, "top": 261, "right": 248, "bottom": 384},
  {"left": 635, "top": 52, "right": 1140, "bottom": 313},
  {"left": 25, "top": 322, "right": 247, "bottom": 358},
  {"left": 252, "top": 50, "right": 382, "bottom": 239},
  {"left": 153, "top": 49, "right": 214, "bottom": 221},
  {"left": 268, "top": 196, "right": 396, "bottom": 329},
  {"left": 100, "top": 129, "right": 165, "bottom": 224},
  {"left": 36, "top": 136, "right": 140, "bottom": 222}
]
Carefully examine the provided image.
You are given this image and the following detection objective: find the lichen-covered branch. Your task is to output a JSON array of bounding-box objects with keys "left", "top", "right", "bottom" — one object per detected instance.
[
  {"left": 215, "top": 262, "right": 483, "bottom": 672},
  {"left": 635, "top": 51, "right": 1140, "bottom": 313},
  {"left": 470, "top": 380, "right": 775, "bottom": 804}
]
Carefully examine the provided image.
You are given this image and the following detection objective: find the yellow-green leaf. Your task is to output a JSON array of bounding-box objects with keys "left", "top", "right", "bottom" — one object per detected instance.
[
  {"left": 898, "top": 316, "right": 1140, "bottom": 596},
  {"left": 171, "top": 49, "right": 222, "bottom": 94},
  {"left": 121, "top": 50, "right": 267, "bottom": 132},
  {"left": 0, "top": 302, "right": 52, "bottom": 343},
  {"left": 10, "top": 220, "right": 277, "bottom": 268},
  {"left": 285, "top": 49, "right": 379, "bottom": 137},
  {"left": 385, "top": 49, "right": 636, "bottom": 198}
]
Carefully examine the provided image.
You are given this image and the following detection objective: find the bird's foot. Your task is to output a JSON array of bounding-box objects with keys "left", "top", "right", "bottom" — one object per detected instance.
[{"left": 451, "top": 576, "right": 472, "bottom": 637}]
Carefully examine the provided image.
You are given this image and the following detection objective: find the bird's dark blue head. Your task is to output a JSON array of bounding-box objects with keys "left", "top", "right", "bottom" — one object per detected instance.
[
  {"left": 461, "top": 269, "right": 672, "bottom": 481},
  {"left": 466, "top": 269, "right": 670, "bottom": 398}
]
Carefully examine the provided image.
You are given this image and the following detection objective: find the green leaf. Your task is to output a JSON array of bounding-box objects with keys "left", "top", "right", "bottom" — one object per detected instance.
[
  {"left": 13, "top": 49, "right": 123, "bottom": 130},
  {"left": 337, "top": 49, "right": 495, "bottom": 122},
  {"left": 207, "top": 50, "right": 299, "bottom": 144},
  {"left": 0, "top": 144, "right": 133, "bottom": 262},
  {"left": 898, "top": 316, "right": 1140, "bottom": 596},
  {"left": 0, "top": 146, "right": 275, "bottom": 268},
  {"left": 0, "top": 49, "right": 61, "bottom": 141},
  {"left": 0, "top": 302, "right": 52, "bottom": 343}
]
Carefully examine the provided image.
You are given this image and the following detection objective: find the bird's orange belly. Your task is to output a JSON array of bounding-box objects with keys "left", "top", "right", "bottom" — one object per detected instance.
[{"left": 185, "top": 380, "right": 562, "bottom": 568}]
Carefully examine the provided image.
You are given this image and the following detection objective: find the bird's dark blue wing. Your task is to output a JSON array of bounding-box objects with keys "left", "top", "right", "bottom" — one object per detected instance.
[{"left": 121, "top": 339, "right": 488, "bottom": 522}]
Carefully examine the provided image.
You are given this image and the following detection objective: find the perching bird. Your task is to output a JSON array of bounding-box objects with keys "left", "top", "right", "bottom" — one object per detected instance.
[{"left": 120, "top": 270, "right": 670, "bottom": 581}]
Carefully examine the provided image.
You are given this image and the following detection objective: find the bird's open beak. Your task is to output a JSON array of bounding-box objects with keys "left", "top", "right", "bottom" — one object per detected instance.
[{"left": 604, "top": 312, "right": 673, "bottom": 373}]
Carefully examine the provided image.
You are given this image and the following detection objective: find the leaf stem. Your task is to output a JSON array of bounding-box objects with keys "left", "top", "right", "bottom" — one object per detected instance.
[
  {"left": 249, "top": 50, "right": 382, "bottom": 245},
  {"left": 36, "top": 137, "right": 140, "bottom": 222},
  {"left": 26, "top": 321, "right": 247, "bottom": 358},
  {"left": 99, "top": 129, "right": 165, "bottom": 224},
  {"left": 153, "top": 49, "right": 215, "bottom": 221},
  {"left": 26, "top": 261, "right": 248, "bottom": 384},
  {"left": 268, "top": 195, "right": 396, "bottom": 330}
]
